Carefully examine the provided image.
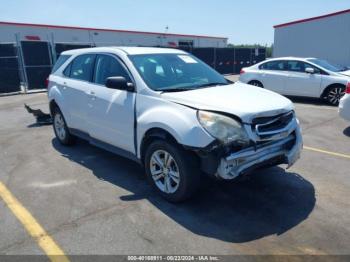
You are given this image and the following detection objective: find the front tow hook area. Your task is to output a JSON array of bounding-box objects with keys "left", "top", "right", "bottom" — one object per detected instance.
[{"left": 216, "top": 134, "right": 301, "bottom": 180}]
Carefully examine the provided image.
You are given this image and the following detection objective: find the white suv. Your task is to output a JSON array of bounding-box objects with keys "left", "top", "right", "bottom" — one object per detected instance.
[
  {"left": 48, "top": 47, "right": 302, "bottom": 202},
  {"left": 239, "top": 57, "right": 349, "bottom": 105}
]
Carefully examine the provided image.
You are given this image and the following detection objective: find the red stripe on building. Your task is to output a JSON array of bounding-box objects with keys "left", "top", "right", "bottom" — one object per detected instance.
[{"left": 25, "top": 35, "right": 41, "bottom": 40}]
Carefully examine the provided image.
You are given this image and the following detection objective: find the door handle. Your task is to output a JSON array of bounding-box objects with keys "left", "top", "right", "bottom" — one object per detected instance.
[{"left": 89, "top": 91, "right": 96, "bottom": 100}]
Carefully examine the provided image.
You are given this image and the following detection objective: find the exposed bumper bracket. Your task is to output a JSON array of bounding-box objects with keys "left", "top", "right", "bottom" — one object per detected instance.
[{"left": 216, "top": 127, "right": 302, "bottom": 180}]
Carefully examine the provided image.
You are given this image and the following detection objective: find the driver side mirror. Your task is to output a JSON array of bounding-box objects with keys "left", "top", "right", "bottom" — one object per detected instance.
[
  {"left": 105, "top": 77, "right": 135, "bottom": 92},
  {"left": 305, "top": 67, "right": 315, "bottom": 74}
]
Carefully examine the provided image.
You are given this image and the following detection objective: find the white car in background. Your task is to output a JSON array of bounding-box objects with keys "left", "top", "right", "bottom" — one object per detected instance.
[
  {"left": 239, "top": 57, "right": 349, "bottom": 105},
  {"left": 339, "top": 84, "right": 350, "bottom": 121}
]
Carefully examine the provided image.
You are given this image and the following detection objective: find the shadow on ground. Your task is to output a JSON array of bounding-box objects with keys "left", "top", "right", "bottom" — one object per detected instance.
[
  {"left": 52, "top": 138, "right": 316, "bottom": 243},
  {"left": 27, "top": 122, "right": 52, "bottom": 128},
  {"left": 287, "top": 96, "right": 335, "bottom": 107}
]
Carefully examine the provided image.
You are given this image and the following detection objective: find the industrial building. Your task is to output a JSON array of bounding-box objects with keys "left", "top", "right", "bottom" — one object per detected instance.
[
  {"left": 0, "top": 21, "right": 228, "bottom": 48},
  {"left": 0, "top": 21, "right": 227, "bottom": 94},
  {"left": 273, "top": 9, "right": 350, "bottom": 66}
]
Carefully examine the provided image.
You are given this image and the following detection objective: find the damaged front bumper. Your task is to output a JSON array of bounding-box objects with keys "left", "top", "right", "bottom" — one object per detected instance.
[
  {"left": 196, "top": 113, "right": 303, "bottom": 179},
  {"left": 198, "top": 116, "right": 303, "bottom": 180}
]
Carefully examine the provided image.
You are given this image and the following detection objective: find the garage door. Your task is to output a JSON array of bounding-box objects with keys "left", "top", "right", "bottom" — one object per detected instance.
[
  {"left": 21, "top": 41, "right": 52, "bottom": 90},
  {"left": 0, "top": 43, "right": 21, "bottom": 94}
]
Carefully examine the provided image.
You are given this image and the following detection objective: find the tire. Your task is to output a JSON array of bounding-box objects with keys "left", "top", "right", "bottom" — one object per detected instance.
[
  {"left": 52, "top": 107, "right": 76, "bottom": 145},
  {"left": 144, "top": 140, "right": 200, "bottom": 202},
  {"left": 248, "top": 80, "right": 263, "bottom": 88},
  {"left": 325, "top": 85, "right": 345, "bottom": 105}
]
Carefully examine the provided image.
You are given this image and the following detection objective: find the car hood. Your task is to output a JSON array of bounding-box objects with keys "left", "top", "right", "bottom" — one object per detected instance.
[
  {"left": 161, "top": 82, "right": 294, "bottom": 123},
  {"left": 338, "top": 70, "right": 350, "bottom": 77}
]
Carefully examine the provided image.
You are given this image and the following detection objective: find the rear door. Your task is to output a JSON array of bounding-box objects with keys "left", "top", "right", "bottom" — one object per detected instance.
[
  {"left": 87, "top": 54, "right": 136, "bottom": 153},
  {"left": 61, "top": 54, "right": 96, "bottom": 132},
  {"left": 258, "top": 60, "right": 287, "bottom": 94},
  {"left": 284, "top": 61, "right": 322, "bottom": 97}
]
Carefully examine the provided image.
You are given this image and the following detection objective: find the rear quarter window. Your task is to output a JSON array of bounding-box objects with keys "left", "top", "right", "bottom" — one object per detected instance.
[{"left": 51, "top": 55, "right": 71, "bottom": 73}]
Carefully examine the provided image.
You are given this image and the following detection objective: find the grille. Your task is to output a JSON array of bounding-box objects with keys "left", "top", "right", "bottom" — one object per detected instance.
[{"left": 252, "top": 111, "right": 294, "bottom": 140}]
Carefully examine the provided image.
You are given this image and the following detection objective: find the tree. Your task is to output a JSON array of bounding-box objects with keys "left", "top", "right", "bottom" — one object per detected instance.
[{"left": 227, "top": 43, "right": 274, "bottom": 58}]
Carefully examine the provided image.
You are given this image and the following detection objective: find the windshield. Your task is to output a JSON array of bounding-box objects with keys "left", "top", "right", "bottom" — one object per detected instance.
[
  {"left": 129, "top": 53, "right": 228, "bottom": 91},
  {"left": 307, "top": 58, "right": 347, "bottom": 72}
]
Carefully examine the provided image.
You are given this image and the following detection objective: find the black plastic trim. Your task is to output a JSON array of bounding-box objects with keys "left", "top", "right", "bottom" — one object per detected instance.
[{"left": 69, "top": 128, "right": 141, "bottom": 164}]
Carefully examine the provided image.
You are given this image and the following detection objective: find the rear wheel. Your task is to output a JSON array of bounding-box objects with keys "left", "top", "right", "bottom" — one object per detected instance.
[
  {"left": 52, "top": 108, "right": 76, "bottom": 145},
  {"left": 144, "top": 140, "right": 200, "bottom": 202},
  {"left": 248, "top": 80, "right": 263, "bottom": 88},
  {"left": 325, "top": 86, "right": 345, "bottom": 105}
]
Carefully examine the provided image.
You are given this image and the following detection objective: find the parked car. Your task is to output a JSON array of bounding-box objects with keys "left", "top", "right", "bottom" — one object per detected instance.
[
  {"left": 48, "top": 47, "right": 302, "bottom": 202},
  {"left": 339, "top": 83, "right": 350, "bottom": 121},
  {"left": 239, "top": 57, "right": 349, "bottom": 105}
]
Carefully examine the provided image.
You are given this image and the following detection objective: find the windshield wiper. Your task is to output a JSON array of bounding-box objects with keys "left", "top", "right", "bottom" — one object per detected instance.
[
  {"left": 195, "top": 82, "right": 228, "bottom": 88},
  {"left": 159, "top": 82, "right": 228, "bottom": 93},
  {"left": 159, "top": 87, "right": 196, "bottom": 93}
]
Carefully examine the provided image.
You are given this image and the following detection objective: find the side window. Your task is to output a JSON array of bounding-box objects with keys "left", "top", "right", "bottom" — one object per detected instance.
[
  {"left": 94, "top": 55, "right": 131, "bottom": 85},
  {"left": 286, "top": 61, "right": 305, "bottom": 72},
  {"left": 70, "top": 54, "right": 95, "bottom": 81},
  {"left": 259, "top": 61, "right": 286, "bottom": 71},
  {"left": 287, "top": 61, "right": 321, "bottom": 74}
]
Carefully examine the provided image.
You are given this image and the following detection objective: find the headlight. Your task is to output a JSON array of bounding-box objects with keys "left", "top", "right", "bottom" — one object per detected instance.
[{"left": 197, "top": 110, "right": 249, "bottom": 144}]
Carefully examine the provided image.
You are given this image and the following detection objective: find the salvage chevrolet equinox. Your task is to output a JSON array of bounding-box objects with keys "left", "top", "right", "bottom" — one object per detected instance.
[{"left": 48, "top": 47, "right": 303, "bottom": 202}]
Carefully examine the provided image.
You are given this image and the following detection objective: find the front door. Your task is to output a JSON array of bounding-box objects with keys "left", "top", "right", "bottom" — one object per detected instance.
[
  {"left": 87, "top": 54, "right": 136, "bottom": 154},
  {"left": 284, "top": 61, "right": 322, "bottom": 97}
]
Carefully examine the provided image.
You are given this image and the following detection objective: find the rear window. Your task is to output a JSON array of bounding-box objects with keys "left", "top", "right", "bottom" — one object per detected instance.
[{"left": 52, "top": 55, "right": 71, "bottom": 73}]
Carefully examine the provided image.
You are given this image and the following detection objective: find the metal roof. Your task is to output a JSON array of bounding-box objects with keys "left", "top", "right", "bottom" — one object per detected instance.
[
  {"left": 274, "top": 9, "right": 350, "bottom": 28},
  {"left": 0, "top": 21, "right": 228, "bottom": 40},
  {"left": 62, "top": 46, "right": 187, "bottom": 55}
]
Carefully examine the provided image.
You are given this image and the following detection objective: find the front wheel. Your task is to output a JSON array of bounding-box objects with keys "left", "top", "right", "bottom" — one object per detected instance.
[
  {"left": 144, "top": 140, "right": 200, "bottom": 202},
  {"left": 325, "top": 86, "right": 345, "bottom": 105}
]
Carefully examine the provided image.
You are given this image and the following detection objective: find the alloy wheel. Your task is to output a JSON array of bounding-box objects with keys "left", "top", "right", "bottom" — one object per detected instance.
[
  {"left": 150, "top": 150, "right": 180, "bottom": 194},
  {"left": 54, "top": 113, "right": 66, "bottom": 141},
  {"left": 328, "top": 87, "right": 345, "bottom": 105}
]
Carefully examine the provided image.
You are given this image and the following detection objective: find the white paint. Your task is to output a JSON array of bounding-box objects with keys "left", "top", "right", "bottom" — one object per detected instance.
[
  {"left": 48, "top": 47, "right": 302, "bottom": 181},
  {"left": 239, "top": 57, "right": 349, "bottom": 99},
  {"left": 339, "top": 94, "right": 350, "bottom": 121},
  {"left": 161, "top": 83, "right": 294, "bottom": 123}
]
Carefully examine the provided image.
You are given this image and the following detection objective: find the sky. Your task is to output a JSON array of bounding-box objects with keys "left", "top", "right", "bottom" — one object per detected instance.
[{"left": 1, "top": 0, "right": 349, "bottom": 45}]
